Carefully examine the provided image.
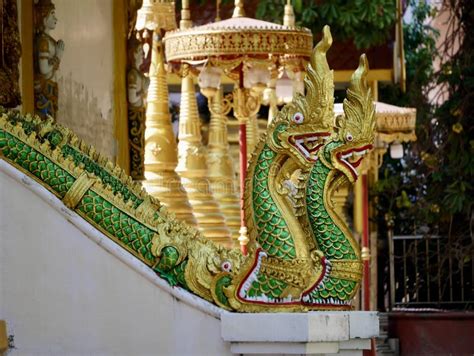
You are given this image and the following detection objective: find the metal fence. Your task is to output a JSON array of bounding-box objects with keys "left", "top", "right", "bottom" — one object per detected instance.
[{"left": 388, "top": 232, "right": 474, "bottom": 310}]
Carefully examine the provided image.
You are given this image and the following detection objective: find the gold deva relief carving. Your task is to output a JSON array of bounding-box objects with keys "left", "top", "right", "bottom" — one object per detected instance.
[{"left": 33, "top": 0, "right": 64, "bottom": 120}]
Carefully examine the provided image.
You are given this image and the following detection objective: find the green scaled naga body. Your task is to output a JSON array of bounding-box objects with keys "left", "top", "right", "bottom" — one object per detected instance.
[
  {"left": 301, "top": 55, "right": 376, "bottom": 307},
  {"left": 0, "top": 26, "right": 375, "bottom": 312}
]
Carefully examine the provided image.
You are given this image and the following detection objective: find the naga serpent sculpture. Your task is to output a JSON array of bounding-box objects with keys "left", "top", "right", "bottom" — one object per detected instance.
[{"left": 0, "top": 26, "right": 375, "bottom": 312}]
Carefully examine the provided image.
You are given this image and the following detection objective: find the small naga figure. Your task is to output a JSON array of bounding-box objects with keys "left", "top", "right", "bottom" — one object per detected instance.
[
  {"left": 34, "top": 0, "right": 64, "bottom": 120},
  {"left": 127, "top": 35, "right": 149, "bottom": 180}
]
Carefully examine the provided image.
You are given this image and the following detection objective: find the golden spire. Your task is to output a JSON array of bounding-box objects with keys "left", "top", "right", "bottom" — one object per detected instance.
[
  {"left": 283, "top": 0, "right": 295, "bottom": 27},
  {"left": 176, "top": 66, "right": 232, "bottom": 245},
  {"left": 215, "top": 0, "right": 221, "bottom": 21},
  {"left": 232, "top": 0, "right": 245, "bottom": 18},
  {"left": 142, "top": 35, "right": 196, "bottom": 225},
  {"left": 207, "top": 87, "right": 241, "bottom": 241}
]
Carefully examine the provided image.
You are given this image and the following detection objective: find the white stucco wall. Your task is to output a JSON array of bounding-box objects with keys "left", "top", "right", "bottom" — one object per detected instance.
[
  {"left": 53, "top": 0, "right": 116, "bottom": 159},
  {"left": 0, "top": 165, "right": 231, "bottom": 356}
]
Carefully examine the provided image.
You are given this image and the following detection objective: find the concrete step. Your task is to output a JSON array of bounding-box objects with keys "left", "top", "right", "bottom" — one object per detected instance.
[{"left": 376, "top": 313, "right": 399, "bottom": 356}]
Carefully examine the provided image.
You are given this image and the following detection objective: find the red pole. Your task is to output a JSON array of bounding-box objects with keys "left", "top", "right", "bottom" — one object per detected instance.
[
  {"left": 239, "top": 122, "right": 248, "bottom": 255},
  {"left": 361, "top": 174, "right": 376, "bottom": 356},
  {"left": 362, "top": 174, "right": 370, "bottom": 311}
]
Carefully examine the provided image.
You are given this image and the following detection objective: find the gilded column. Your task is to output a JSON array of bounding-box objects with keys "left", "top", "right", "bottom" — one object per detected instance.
[
  {"left": 332, "top": 184, "right": 350, "bottom": 218},
  {"left": 266, "top": 79, "right": 279, "bottom": 125},
  {"left": 207, "top": 87, "right": 241, "bottom": 241},
  {"left": 142, "top": 35, "right": 196, "bottom": 225},
  {"left": 176, "top": 67, "right": 231, "bottom": 245},
  {"left": 245, "top": 113, "right": 260, "bottom": 159}
]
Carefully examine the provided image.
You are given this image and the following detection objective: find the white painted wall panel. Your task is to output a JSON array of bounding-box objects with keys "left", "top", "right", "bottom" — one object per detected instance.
[
  {"left": 0, "top": 167, "right": 231, "bottom": 356},
  {"left": 53, "top": 0, "right": 116, "bottom": 159}
]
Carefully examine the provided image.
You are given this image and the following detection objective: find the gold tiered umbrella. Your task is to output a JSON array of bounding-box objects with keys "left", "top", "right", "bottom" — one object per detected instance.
[
  {"left": 164, "top": 17, "right": 312, "bottom": 61},
  {"left": 164, "top": 0, "right": 312, "bottom": 253}
]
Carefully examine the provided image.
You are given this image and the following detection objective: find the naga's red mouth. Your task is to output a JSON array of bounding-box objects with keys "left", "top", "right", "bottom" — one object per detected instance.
[
  {"left": 336, "top": 144, "right": 373, "bottom": 179},
  {"left": 288, "top": 133, "right": 331, "bottom": 161}
]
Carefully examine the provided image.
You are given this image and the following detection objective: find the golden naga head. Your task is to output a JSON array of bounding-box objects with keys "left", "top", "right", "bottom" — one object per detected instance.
[
  {"left": 269, "top": 25, "right": 335, "bottom": 168},
  {"left": 330, "top": 54, "right": 376, "bottom": 183}
]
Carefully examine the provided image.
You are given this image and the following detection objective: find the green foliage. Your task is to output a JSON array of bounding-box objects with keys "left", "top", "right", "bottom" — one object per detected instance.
[
  {"left": 375, "top": 0, "right": 473, "bottom": 241},
  {"left": 255, "top": 0, "right": 396, "bottom": 49}
]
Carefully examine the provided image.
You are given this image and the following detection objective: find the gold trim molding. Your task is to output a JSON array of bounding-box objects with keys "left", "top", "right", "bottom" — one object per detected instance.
[
  {"left": 20, "top": 0, "right": 34, "bottom": 114},
  {"left": 376, "top": 106, "right": 416, "bottom": 143},
  {"left": 113, "top": 0, "right": 130, "bottom": 174},
  {"left": 334, "top": 69, "right": 393, "bottom": 83},
  {"left": 377, "top": 112, "right": 415, "bottom": 130}
]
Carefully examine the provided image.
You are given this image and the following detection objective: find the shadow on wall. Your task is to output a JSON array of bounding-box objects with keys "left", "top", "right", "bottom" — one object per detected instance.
[{"left": 57, "top": 72, "right": 115, "bottom": 160}]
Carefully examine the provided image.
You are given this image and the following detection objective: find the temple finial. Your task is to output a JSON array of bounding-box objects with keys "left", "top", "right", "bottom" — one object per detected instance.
[
  {"left": 232, "top": 0, "right": 245, "bottom": 18},
  {"left": 283, "top": 0, "right": 295, "bottom": 27},
  {"left": 215, "top": 0, "right": 221, "bottom": 21},
  {"left": 180, "top": 0, "right": 192, "bottom": 29}
]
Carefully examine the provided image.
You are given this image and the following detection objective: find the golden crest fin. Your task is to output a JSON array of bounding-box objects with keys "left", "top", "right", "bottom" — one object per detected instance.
[
  {"left": 340, "top": 54, "right": 376, "bottom": 143},
  {"left": 299, "top": 25, "right": 334, "bottom": 129}
]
